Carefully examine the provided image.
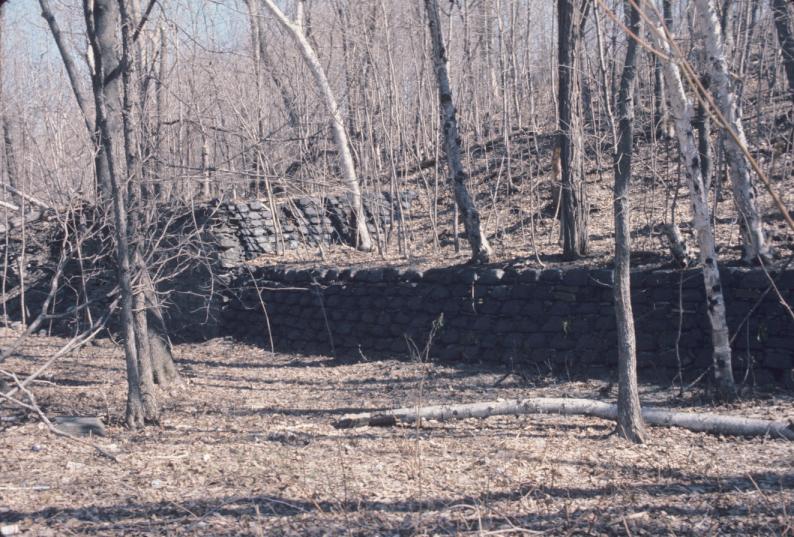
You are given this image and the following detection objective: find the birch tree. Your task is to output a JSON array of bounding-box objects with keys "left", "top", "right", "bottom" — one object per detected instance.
[
  {"left": 612, "top": 0, "right": 645, "bottom": 443},
  {"left": 694, "top": 0, "right": 771, "bottom": 265},
  {"left": 260, "top": 0, "right": 373, "bottom": 252},
  {"left": 653, "top": 8, "right": 737, "bottom": 401},
  {"left": 424, "top": 0, "right": 492, "bottom": 264}
]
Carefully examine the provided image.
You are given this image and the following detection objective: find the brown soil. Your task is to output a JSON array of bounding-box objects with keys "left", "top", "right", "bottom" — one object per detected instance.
[{"left": 2, "top": 330, "right": 792, "bottom": 536}]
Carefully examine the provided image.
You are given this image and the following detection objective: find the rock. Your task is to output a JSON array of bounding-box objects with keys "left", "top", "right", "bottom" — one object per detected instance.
[
  {"left": 52, "top": 416, "right": 106, "bottom": 437},
  {"left": 1, "top": 524, "right": 20, "bottom": 536},
  {"left": 479, "top": 268, "right": 505, "bottom": 285}
]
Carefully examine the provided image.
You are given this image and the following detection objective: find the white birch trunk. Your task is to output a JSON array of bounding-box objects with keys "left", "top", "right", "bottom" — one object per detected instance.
[
  {"left": 694, "top": 0, "right": 770, "bottom": 265},
  {"left": 424, "top": 0, "right": 492, "bottom": 263},
  {"left": 333, "top": 398, "right": 794, "bottom": 440},
  {"left": 261, "top": 0, "right": 372, "bottom": 251},
  {"left": 653, "top": 23, "right": 736, "bottom": 400}
]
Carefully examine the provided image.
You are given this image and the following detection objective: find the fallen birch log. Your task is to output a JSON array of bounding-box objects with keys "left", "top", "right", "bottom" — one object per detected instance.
[{"left": 333, "top": 398, "right": 794, "bottom": 439}]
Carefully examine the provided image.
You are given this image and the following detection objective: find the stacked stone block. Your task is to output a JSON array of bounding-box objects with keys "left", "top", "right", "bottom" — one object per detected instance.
[
  {"left": 211, "top": 192, "right": 416, "bottom": 267},
  {"left": 220, "top": 265, "right": 794, "bottom": 382}
]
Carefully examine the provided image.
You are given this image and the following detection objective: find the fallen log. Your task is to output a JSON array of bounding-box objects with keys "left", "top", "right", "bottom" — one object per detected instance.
[{"left": 333, "top": 398, "right": 794, "bottom": 439}]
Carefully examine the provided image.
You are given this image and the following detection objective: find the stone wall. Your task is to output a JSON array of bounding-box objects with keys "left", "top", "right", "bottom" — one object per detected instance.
[
  {"left": 210, "top": 192, "right": 416, "bottom": 267},
  {"left": 220, "top": 265, "right": 794, "bottom": 382}
]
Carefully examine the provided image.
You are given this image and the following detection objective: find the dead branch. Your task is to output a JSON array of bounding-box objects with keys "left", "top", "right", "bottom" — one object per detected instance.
[
  {"left": 333, "top": 398, "right": 794, "bottom": 440},
  {"left": 0, "top": 183, "right": 51, "bottom": 210},
  {"left": 0, "top": 372, "right": 118, "bottom": 462},
  {"left": 0, "top": 200, "right": 19, "bottom": 212}
]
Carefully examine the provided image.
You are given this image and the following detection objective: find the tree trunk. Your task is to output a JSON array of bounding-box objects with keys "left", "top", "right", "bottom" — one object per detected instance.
[
  {"left": 653, "top": 57, "right": 673, "bottom": 139},
  {"left": 612, "top": 0, "right": 645, "bottom": 444},
  {"left": 141, "top": 266, "right": 179, "bottom": 385},
  {"left": 87, "top": 0, "right": 124, "bottom": 200},
  {"left": 121, "top": 0, "right": 161, "bottom": 424},
  {"left": 558, "top": 0, "right": 588, "bottom": 260},
  {"left": 694, "top": 0, "right": 770, "bottom": 265},
  {"left": 246, "top": 0, "right": 301, "bottom": 134},
  {"left": 84, "top": 0, "right": 145, "bottom": 428},
  {"left": 654, "top": 15, "right": 737, "bottom": 401},
  {"left": 261, "top": 0, "right": 372, "bottom": 252},
  {"left": 662, "top": 223, "right": 692, "bottom": 268},
  {"left": 0, "top": 5, "right": 20, "bottom": 207},
  {"left": 333, "top": 398, "right": 794, "bottom": 440},
  {"left": 133, "top": 287, "right": 158, "bottom": 422},
  {"left": 772, "top": 0, "right": 794, "bottom": 102},
  {"left": 38, "top": 0, "right": 95, "bottom": 137},
  {"left": 424, "top": 0, "right": 492, "bottom": 264}
]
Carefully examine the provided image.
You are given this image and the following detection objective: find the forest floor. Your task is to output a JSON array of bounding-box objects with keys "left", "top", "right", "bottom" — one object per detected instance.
[
  {"left": 261, "top": 120, "right": 794, "bottom": 273},
  {"left": 1, "top": 331, "right": 792, "bottom": 536},
  {"left": 262, "top": 110, "right": 794, "bottom": 276}
]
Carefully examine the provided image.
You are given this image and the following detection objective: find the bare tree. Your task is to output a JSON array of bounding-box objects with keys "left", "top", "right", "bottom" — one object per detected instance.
[
  {"left": 612, "top": 0, "right": 645, "bottom": 443},
  {"left": 558, "top": 0, "right": 589, "bottom": 260},
  {"left": 694, "top": 0, "right": 771, "bottom": 265},
  {"left": 83, "top": 0, "right": 146, "bottom": 427},
  {"left": 772, "top": 0, "right": 794, "bottom": 102},
  {"left": 653, "top": 5, "right": 737, "bottom": 401},
  {"left": 260, "top": 0, "right": 373, "bottom": 252},
  {"left": 424, "top": 0, "right": 492, "bottom": 264},
  {"left": 0, "top": 2, "right": 20, "bottom": 206}
]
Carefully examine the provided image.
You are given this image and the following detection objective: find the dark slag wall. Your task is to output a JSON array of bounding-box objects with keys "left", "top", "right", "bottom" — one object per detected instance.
[{"left": 219, "top": 265, "right": 794, "bottom": 381}]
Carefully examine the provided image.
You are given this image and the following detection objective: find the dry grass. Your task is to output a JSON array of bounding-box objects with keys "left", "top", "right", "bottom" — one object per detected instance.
[{"left": 1, "top": 331, "right": 792, "bottom": 536}]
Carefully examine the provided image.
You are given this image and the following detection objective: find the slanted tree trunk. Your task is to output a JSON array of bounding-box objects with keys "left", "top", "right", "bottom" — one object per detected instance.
[
  {"left": 261, "top": 0, "right": 372, "bottom": 252},
  {"left": 612, "top": 0, "right": 645, "bottom": 444},
  {"left": 694, "top": 0, "right": 771, "bottom": 265},
  {"left": 39, "top": 0, "right": 95, "bottom": 138},
  {"left": 772, "top": 0, "right": 794, "bottom": 102},
  {"left": 333, "top": 398, "right": 794, "bottom": 440},
  {"left": 662, "top": 223, "right": 692, "bottom": 268},
  {"left": 84, "top": 0, "right": 145, "bottom": 428},
  {"left": 558, "top": 0, "right": 588, "bottom": 260},
  {"left": 424, "top": 0, "right": 492, "bottom": 264},
  {"left": 654, "top": 14, "right": 737, "bottom": 401}
]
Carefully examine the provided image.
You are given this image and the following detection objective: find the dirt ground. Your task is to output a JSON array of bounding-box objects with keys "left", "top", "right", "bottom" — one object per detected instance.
[{"left": 1, "top": 331, "right": 792, "bottom": 536}]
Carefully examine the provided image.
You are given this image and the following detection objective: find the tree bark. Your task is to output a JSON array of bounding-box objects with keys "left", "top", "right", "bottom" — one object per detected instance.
[
  {"left": 141, "top": 265, "right": 179, "bottom": 385},
  {"left": 333, "top": 398, "right": 794, "bottom": 440},
  {"left": 261, "top": 0, "right": 372, "bottom": 252},
  {"left": 694, "top": 0, "right": 770, "bottom": 265},
  {"left": 87, "top": 0, "right": 124, "bottom": 200},
  {"left": 654, "top": 15, "right": 737, "bottom": 401},
  {"left": 772, "top": 0, "right": 794, "bottom": 103},
  {"left": 118, "top": 0, "right": 160, "bottom": 423},
  {"left": 84, "top": 0, "right": 145, "bottom": 428},
  {"left": 612, "top": 0, "right": 645, "bottom": 444},
  {"left": 424, "top": 0, "right": 492, "bottom": 264},
  {"left": 558, "top": 0, "right": 588, "bottom": 260},
  {"left": 653, "top": 57, "right": 673, "bottom": 139},
  {"left": 662, "top": 223, "right": 692, "bottom": 268},
  {"left": 0, "top": 4, "right": 20, "bottom": 207}
]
